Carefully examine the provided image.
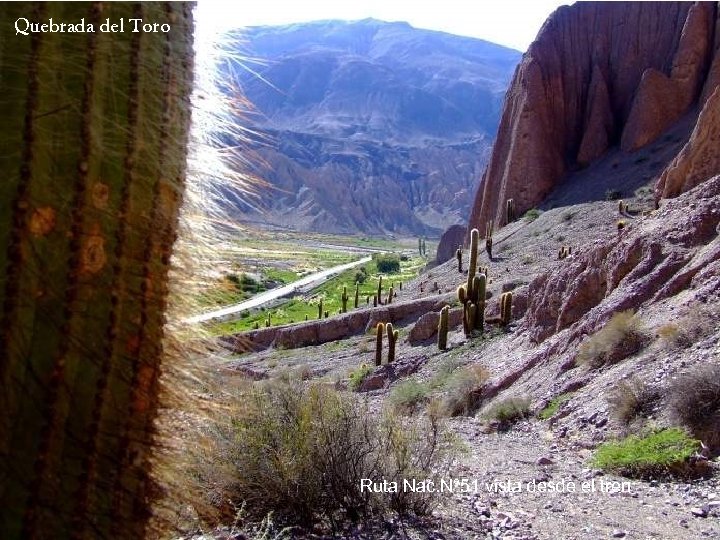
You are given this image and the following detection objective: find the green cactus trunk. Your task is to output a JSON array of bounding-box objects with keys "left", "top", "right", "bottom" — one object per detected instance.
[
  {"left": 386, "top": 323, "right": 398, "bottom": 363},
  {"left": 354, "top": 283, "right": 359, "bottom": 308},
  {"left": 377, "top": 276, "right": 383, "bottom": 305},
  {"left": 437, "top": 306, "right": 449, "bottom": 350},
  {"left": 387, "top": 286, "right": 394, "bottom": 304},
  {"left": 318, "top": 299, "right": 323, "bottom": 320},
  {"left": 375, "top": 322, "right": 385, "bottom": 366},
  {"left": 341, "top": 286, "right": 348, "bottom": 313},
  {"left": 466, "top": 228, "right": 479, "bottom": 294},
  {"left": 0, "top": 3, "right": 194, "bottom": 539},
  {"left": 500, "top": 292, "right": 513, "bottom": 326},
  {"left": 456, "top": 248, "right": 463, "bottom": 272}
]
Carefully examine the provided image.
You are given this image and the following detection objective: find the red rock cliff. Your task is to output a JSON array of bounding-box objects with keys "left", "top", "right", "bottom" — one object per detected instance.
[{"left": 469, "top": 1, "right": 718, "bottom": 235}]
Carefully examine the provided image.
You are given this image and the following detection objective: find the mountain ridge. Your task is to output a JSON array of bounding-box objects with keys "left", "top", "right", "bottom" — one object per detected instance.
[{"left": 229, "top": 19, "right": 521, "bottom": 235}]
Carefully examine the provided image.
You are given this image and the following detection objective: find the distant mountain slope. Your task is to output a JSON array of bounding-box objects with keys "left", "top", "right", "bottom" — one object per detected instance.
[{"left": 229, "top": 19, "right": 520, "bottom": 235}]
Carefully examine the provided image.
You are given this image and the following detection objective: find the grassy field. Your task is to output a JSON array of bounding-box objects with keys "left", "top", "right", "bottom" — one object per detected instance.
[{"left": 212, "top": 253, "right": 427, "bottom": 334}]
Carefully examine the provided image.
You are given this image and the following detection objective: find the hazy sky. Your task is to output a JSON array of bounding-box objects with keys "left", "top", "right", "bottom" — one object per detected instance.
[{"left": 195, "top": 0, "right": 570, "bottom": 52}]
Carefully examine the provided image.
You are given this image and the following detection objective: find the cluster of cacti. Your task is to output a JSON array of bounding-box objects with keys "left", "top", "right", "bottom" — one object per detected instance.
[
  {"left": 318, "top": 299, "right": 324, "bottom": 320},
  {"left": 375, "top": 322, "right": 385, "bottom": 366},
  {"left": 354, "top": 283, "right": 360, "bottom": 308},
  {"left": 265, "top": 313, "right": 272, "bottom": 327},
  {"left": 456, "top": 246, "right": 463, "bottom": 272},
  {"left": 324, "top": 310, "right": 329, "bottom": 318},
  {"left": 558, "top": 246, "right": 572, "bottom": 260},
  {"left": 253, "top": 322, "right": 260, "bottom": 330},
  {"left": 455, "top": 228, "right": 487, "bottom": 337},
  {"left": 506, "top": 198, "right": 516, "bottom": 224},
  {"left": 500, "top": 292, "right": 513, "bottom": 326},
  {"left": 0, "top": 3, "right": 194, "bottom": 538},
  {"left": 341, "top": 286, "right": 349, "bottom": 313},
  {"left": 485, "top": 221, "right": 494, "bottom": 259},
  {"left": 437, "top": 306, "right": 450, "bottom": 350}
]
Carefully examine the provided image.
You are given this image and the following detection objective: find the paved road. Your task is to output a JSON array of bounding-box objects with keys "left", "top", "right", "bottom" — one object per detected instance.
[{"left": 185, "top": 256, "right": 372, "bottom": 324}]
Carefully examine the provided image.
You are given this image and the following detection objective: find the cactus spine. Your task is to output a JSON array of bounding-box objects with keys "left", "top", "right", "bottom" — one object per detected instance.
[
  {"left": 386, "top": 322, "right": 398, "bottom": 363},
  {"left": 500, "top": 292, "right": 513, "bottom": 326},
  {"left": 437, "top": 306, "right": 449, "bottom": 350},
  {"left": 354, "top": 283, "right": 359, "bottom": 308},
  {"left": 0, "top": 3, "right": 194, "bottom": 538},
  {"left": 341, "top": 286, "right": 348, "bottom": 313},
  {"left": 375, "top": 322, "right": 385, "bottom": 366}
]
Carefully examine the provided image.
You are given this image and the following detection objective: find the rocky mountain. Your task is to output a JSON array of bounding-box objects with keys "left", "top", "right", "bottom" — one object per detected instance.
[
  {"left": 230, "top": 19, "right": 520, "bottom": 235},
  {"left": 468, "top": 1, "right": 720, "bottom": 234}
]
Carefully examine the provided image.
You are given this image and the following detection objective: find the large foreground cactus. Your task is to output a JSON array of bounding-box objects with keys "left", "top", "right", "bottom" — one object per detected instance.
[{"left": 0, "top": 2, "right": 194, "bottom": 538}]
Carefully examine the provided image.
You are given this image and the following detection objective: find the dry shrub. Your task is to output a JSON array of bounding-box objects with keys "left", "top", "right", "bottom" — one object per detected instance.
[
  {"left": 607, "top": 379, "right": 661, "bottom": 427},
  {"left": 483, "top": 397, "right": 531, "bottom": 430},
  {"left": 440, "top": 364, "right": 490, "bottom": 416},
  {"left": 191, "top": 380, "right": 456, "bottom": 532},
  {"left": 668, "top": 364, "right": 720, "bottom": 452},
  {"left": 657, "top": 305, "right": 716, "bottom": 349},
  {"left": 577, "top": 310, "right": 650, "bottom": 368}
]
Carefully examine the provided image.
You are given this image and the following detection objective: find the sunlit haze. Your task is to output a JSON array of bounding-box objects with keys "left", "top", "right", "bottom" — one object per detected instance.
[{"left": 195, "top": 0, "right": 570, "bottom": 53}]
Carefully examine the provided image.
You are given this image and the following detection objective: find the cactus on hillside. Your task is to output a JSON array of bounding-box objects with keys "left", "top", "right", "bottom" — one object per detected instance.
[
  {"left": 318, "top": 299, "right": 324, "bottom": 320},
  {"left": 467, "top": 228, "right": 479, "bottom": 294},
  {"left": 438, "top": 306, "right": 449, "bottom": 350},
  {"left": 387, "top": 286, "right": 394, "bottom": 305},
  {"left": 375, "top": 322, "right": 385, "bottom": 366},
  {"left": 341, "top": 286, "right": 349, "bottom": 313},
  {"left": 0, "top": 3, "right": 194, "bottom": 538},
  {"left": 506, "top": 198, "right": 516, "bottom": 224},
  {"left": 377, "top": 275, "right": 383, "bottom": 305},
  {"left": 456, "top": 247, "right": 463, "bottom": 272},
  {"left": 354, "top": 283, "right": 359, "bottom": 308},
  {"left": 265, "top": 313, "right": 271, "bottom": 327},
  {"left": 386, "top": 322, "right": 399, "bottom": 363},
  {"left": 500, "top": 292, "right": 513, "bottom": 326},
  {"left": 324, "top": 311, "right": 329, "bottom": 319},
  {"left": 485, "top": 221, "right": 494, "bottom": 259}
]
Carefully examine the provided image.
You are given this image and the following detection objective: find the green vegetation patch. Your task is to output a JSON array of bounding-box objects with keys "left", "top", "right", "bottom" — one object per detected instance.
[
  {"left": 539, "top": 393, "right": 573, "bottom": 420},
  {"left": 523, "top": 208, "right": 541, "bottom": 222},
  {"left": 348, "top": 363, "right": 373, "bottom": 391},
  {"left": 592, "top": 428, "right": 699, "bottom": 478}
]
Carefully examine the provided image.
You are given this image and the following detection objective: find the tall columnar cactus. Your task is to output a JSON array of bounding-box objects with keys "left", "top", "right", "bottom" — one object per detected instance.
[
  {"left": 467, "top": 228, "right": 479, "bottom": 294},
  {"left": 438, "top": 306, "right": 449, "bottom": 350},
  {"left": 506, "top": 198, "right": 516, "bottom": 224},
  {"left": 0, "top": 3, "right": 194, "bottom": 539},
  {"left": 354, "top": 283, "right": 359, "bottom": 308},
  {"left": 265, "top": 313, "right": 271, "bottom": 327},
  {"left": 500, "top": 292, "right": 513, "bottom": 326},
  {"left": 456, "top": 247, "right": 463, "bottom": 272},
  {"left": 341, "top": 286, "right": 349, "bottom": 313},
  {"left": 472, "top": 274, "right": 486, "bottom": 331},
  {"left": 485, "top": 221, "right": 494, "bottom": 259},
  {"left": 377, "top": 275, "right": 383, "bottom": 305},
  {"left": 387, "top": 286, "right": 394, "bottom": 305},
  {"left": 318, "top": 299, "right": 324, "bottom": 320},
  {"left": 386, "top": 322, "right": 399, "bottom": 363},
  {"left": 375, "top": 322, "right": 385, "bottom": 366}
]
